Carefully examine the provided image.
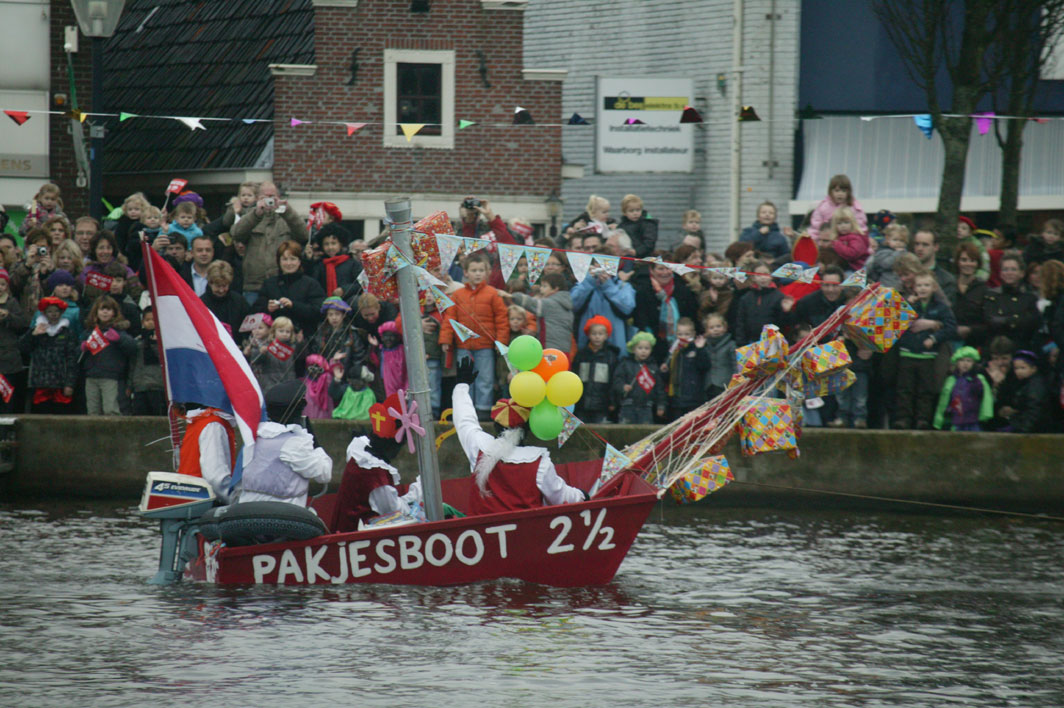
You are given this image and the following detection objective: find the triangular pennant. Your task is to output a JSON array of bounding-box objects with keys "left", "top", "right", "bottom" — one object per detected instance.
[
  {"left": 859, "top": 116, "right": 876, "bottom": 122},
  {"left": 177, "top": 117, "right": 206, "bottom": 131},
  {"left": 679, "top": 106, "right": 703, "bottom": 124},
  {"left": 568, "top": 251, "right": 594, "bottom": 282},
  {"left": 66, "top": 109, "right": 87, "bottom": 123},
  {"left": 624, "top": 118, "right": 645, "bottom": 125},
  {"left": 242, "top": 118, "right": 258, "bottom": 125},
  {"left": 290, "top": 118, "right": 304, "bottom": 127},
  {"left": 498, "top": 243, "right": 525, "bottom": 282},
  {"left": 772, "top": 262, "right": 805, "bottom": 280},
  {"left": 974, "top": 111, "right": 995, "bottom": 136},
  {"left": 913, "top": 114, "right": 933, "bottom": 139},
  {"left": 386, "top": 244, "right": 410, "bottom": 272},
  {"left": 357, "top": 269, "right": 369, "bottom": 289},
  {"left": 458, "top": 119, "right": 476, "bottom": 130},
  {"left": 593, "top": 254, "right": 620, "bottom": 277},
  {"left": 429, "top": 285, "right": 455, "bottom": 311},
  {"left": 449, "top": 320, "right": 479, "bottom": 343},
  {"left": 345, "top": 122, "right": 366, "bottom": 136},
  {"left": 119, "top": 112, "right": 137, "bottom": 122},
  {"left": 799, "top": 265, "right": 820, "bottom": 284},
  {"left": 525, "top": 246, "right": 551, "bottom": 284},
  {"left": 464, "top": 237, "right": 489, "bottom": 253},
  {"left": 567, "top": 112, "right": 589, "bottom": 125},
  {"left": 664, "top": 262, "right": 697, "bottom": 276},
  {"left": 739, "top": 106, "right": 761, "bottom": 122},
  {"left": 599, "top": 443, "right": 632, "bottom": 482},
  {"left": 3, "top": 110, "right": 29, "bottom": 126},
  {"left": 797, "top": 104, "right": 822, "bottom": 120},
  {"left": 558, "top": 409, "right": 582, "bottom": 447},
  {"left": 400, "top": 123, "right": 425, "bottom": 141},
  {"left": 841, "top": 268, "right": 867, "bottom": 288},
  {"left": 436, "top": 234, "right": 461, "bottom": 272},
  {"left": 495, "top": 341, "right": 509, "bottom": 357},
  {"left": 513, "top": 106, "right": 534, "bottom": 125}
]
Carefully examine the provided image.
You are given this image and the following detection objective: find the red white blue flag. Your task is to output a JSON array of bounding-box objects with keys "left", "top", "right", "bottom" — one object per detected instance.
[{"left": 143, "top": 242, "right": 264, "bottom": 447}]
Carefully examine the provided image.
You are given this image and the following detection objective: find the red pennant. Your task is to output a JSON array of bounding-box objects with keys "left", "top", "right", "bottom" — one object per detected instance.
[
  {"left": 4, "top": 110, "right": 29, "bottom": 126},
  {"left": 345, "top": 122, "right": 366, "bottom": 136},
  {"left": 267, "top": 340, "right": 294, "bottom": 361}
]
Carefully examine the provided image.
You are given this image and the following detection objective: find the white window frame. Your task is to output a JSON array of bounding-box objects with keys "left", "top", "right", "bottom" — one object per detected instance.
[{"left": 382, "top": 48, "right": 455, "bottom": 150}]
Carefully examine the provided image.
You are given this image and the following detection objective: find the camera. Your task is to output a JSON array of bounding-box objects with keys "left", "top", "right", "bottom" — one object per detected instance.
[
  {"left": 264, "top": 197, "right": 276, "bottom": 207},
  {"left": 36, "top": 246, "right": 48, "bottom": 257},
  {"left": 462, "top": 198, "right": 481, "bottom": 210}
]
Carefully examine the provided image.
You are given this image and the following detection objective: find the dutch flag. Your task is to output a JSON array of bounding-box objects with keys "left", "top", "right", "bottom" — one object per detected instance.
[{"left": 142, "top": 243, "right": 265, "bottom": 449}]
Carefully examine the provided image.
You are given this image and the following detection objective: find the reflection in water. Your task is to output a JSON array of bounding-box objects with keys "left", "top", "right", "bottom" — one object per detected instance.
[{"left": 1, "top": 502, "right": 1062, "bottom": 706}]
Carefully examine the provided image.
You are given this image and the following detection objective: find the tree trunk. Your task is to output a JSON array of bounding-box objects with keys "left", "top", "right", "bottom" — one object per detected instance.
[
  {"left": 934, "top": 115, "right": 974, "bottom": 252},
  {"left": 997, "top": 111, "right": 1028, "bottom": 233}
]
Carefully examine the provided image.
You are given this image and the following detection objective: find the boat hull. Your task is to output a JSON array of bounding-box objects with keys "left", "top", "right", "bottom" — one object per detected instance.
[{"left": 187, "top": 471, "right": 658, "bottom": 586}]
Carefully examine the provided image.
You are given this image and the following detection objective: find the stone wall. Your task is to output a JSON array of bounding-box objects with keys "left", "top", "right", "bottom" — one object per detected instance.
[{"left": 4, "top": 415, "right": 1061, "bottom": 514}]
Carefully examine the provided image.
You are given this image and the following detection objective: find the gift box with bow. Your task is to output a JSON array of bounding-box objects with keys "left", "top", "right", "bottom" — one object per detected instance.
[
  {"left": 735, "top": 325, "right": 789, "bottom": 378},
  {"left": 801, "top": 339, "right": 852, "bottom": 379},
  {"left": 669, "top": 456, "right": 734, "bottom": 504},
  {"left": 361, "top": 243, "right": 400, "bottom": 302},
  {"left": 738, "top": 397, "right": 798, "bottom": 456},
  {"left": 844, "top": 286, "right": 917, "bottom": 353}
]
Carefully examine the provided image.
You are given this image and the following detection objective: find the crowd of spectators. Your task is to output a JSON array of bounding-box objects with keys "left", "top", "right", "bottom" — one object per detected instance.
[{"left": 2, "top": 175, "right": 1062, "bottom": 434}]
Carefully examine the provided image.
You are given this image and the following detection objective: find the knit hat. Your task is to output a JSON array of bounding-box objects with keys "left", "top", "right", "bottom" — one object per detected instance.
[
  {"left": 0, "top": 268, "right": 8, "bottom": 282},
  {"left": 46, "top": 269, "right": 76, "bottom": 291},
  {"left": 38, "top": 296, "right": 68, "bottom": 312},
  {"left": 626, "top": 331, "right": 656, "bottom": 352},
  {"left": 172, "top": 191, "right": 204, "bottom": 209},
  {"left": 951, "top": 346, "right": 980, "bottom": 364},
  {"left": 958, "top": 215, "right": 976, "bottom": 232},
  {"left": 1012, "top": 349, "right": 1039, "bottom": 366},
  {"left": 320, "top": 295, "right": 352, "bottom": 313},
  {"left": 491, "top": 398, "right": 530, "bottom": 428},
  {"left": 583, "top": 314, "right": 613, "bottom": 337}
]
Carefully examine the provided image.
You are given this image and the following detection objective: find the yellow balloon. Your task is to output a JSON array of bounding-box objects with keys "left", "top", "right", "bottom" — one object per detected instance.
[
  {"left": 545, "top": 370, "right": 583, "bottom": 407},
  {"left": 509, "top": 371, "right": 546, "bottom": 408}
]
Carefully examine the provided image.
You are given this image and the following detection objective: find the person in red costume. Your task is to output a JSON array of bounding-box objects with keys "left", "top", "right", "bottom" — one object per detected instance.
[{"left": 452, "top": 358, "right": 587, "bottom": 515}]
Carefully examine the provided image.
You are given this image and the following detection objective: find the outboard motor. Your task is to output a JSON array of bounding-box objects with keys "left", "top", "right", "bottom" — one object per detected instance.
[{"left": 139, "top": 472, "right": 216, "bottom": 584}]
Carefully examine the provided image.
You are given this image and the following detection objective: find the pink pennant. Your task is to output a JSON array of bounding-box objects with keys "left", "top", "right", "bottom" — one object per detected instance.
[
  {"left": 974, "top": 112, "right": 995, "bottom": 135},
  {"left": 290, "top": 118, "right": 304, "bottom": 127},
  {"left": 4, "top": 110, "right": 29, "bottom": 126},
  {"left": 345, "top": 122, "right": 366, "bottom": 136}
]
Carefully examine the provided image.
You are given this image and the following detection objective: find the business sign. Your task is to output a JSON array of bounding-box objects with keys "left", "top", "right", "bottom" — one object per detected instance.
[{"left": 595, "top": 77, "right": 694, "bottom": 174}]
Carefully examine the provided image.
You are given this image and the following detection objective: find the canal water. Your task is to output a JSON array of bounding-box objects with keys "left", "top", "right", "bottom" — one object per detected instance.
[{"left": 1, "top": 500, "right": 1061, "bottom": 707}]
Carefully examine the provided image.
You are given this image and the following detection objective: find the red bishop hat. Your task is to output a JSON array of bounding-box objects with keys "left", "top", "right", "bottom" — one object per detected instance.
[{"left": 368, "top": 392, "right": 400, "bottom": 439}]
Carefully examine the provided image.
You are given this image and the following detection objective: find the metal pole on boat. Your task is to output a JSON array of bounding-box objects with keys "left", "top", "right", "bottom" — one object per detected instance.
[{"left": 385, "top": 198, "right": 445, "bottom": 522}]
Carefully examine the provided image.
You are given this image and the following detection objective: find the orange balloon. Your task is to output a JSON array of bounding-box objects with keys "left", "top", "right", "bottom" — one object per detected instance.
[{"left": 531, "top": 348, "right": 569, "bottom": 381}]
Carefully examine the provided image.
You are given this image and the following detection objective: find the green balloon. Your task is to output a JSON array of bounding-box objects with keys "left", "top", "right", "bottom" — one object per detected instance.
[
  {"left": 529, "top": 400, "right": 564, "bottom": 440},
  {"left": 507, "top": 334, "right": 543, "bottom": 372}
]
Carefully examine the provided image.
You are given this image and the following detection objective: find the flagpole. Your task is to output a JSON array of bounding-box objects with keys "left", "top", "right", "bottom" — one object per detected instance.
[{"left": 386, "top": 198, "right": 445, "bottom": 522}]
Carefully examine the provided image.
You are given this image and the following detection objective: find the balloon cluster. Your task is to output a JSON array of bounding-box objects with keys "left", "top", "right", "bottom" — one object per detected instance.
[{"left": 506, "top": 335, "right": 583, "bottom": 441}]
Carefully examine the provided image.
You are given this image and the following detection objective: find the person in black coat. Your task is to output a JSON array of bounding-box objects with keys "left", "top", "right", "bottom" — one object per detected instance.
[
  {"left": 734, "top": 263, "right": 789, "bottom": 345},
  {"left": 201, "top": 261, "right": 250, "bottom": 344},
  {"left": 256, "top": 240, "right": 326, "bottom": 337},
  {"left": 980, "top": 254, "right": 1040, "bottom": 350},
  {"left": 993, "top": 350, "right": 1052, "bottom": 433},
  {"left": 618, "top": 195, "right": 659, "bottom": 258},
  {"left": 785, "top": 266, "right": 847, "bottom": 330},
  {"left": 309, "top": 227, "right": 361, "bottom": 298},
  {"left": 631, "top": 258, "right": 698, "bottom": 363}
]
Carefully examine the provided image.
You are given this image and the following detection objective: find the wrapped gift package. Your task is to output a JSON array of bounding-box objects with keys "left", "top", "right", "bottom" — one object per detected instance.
[
  {"left": 361, "top": 243, "right": 400, "bottom": 302},
  {"left": 738, "top": 397, "right": 798, "bottom": 456},
  {"left": 669, "top": 456, "right": 734, "bottom": 504},
  {"left": 843, "top": 286, "right": 917, "bottom": 353},
  {"left": 802, "top": 368, "right": 856, "bottom": 398},
  {"left": 801, "top": 339, "right": 852, "bottom": 379},
  {"left": 736, "top": 325, "right": 789, "bottom": 377}
]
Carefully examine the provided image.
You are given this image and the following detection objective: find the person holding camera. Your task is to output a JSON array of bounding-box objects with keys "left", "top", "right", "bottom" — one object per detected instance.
[
  {"left": 458, "top": 196, "right": 524, "bottom": 291},
  {"left": 9, "top": 230, "right": 55, "bottom": 315},
  {"left": 231, "top": 181, "right": 308, "bottom": 305}
]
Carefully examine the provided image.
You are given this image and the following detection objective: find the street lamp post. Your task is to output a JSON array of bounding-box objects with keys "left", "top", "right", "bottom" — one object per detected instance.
[
  {"left": 546, "top": 191, "right": 563, "bottom": 239},
  {"left": 69, "top": 1, "right": 126, "bottom": 220}
]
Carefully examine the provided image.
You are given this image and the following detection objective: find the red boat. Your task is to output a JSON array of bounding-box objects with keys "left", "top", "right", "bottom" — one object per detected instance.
[{"left": 183, "top": 466, "right": 657, "bottom": 586}]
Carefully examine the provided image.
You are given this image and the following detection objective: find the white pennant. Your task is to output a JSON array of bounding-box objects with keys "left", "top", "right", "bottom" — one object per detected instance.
[
  {"left": 177, "top": 117, "right": 206, "bottom": 131},
  {"left": 436, "top": 234, "right": 461, "bottom": 273},
  {"left": 842, "top": 268, "right": 867, "bottom": 287},
  {"left": 525, "top": 246, "right": 551, "bottom": 284},
  {"left": 568, "top": 252, "right": 594, "bottom": 282},
  {"left": 594, "top": 254, "right": 620, "bottom": 277},
  {"left": 498, "top": 243, "right": 525, "bottom": 282}
]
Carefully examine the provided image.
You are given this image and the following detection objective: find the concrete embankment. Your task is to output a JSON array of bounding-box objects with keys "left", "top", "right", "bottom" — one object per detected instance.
[{"left": 2, "top": 415, "right": 1062, "bottom": 514}]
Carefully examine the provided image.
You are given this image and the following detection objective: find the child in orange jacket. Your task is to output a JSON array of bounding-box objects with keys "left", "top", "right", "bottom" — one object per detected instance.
[{"left": 439, "top": 252, "right": 510, "bottom": 418}]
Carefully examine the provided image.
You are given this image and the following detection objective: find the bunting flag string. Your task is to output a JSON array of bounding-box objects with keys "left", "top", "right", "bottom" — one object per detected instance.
[
  {"left": 567, "top": 252, "right": 594, "bottom": 283},
  {"left": 497, "top": 243, "right": 525, "bottom": 282},
  {"left": 449, "top": 320, "right": 479, "bottom": 342},
  {"left": 436, "top": 234, "right": 461, "bottom": 272},
  {"left": 842, "top": 268, "right": 867, "bottom": 288},
  {"left": 557, "top": 408, "right": 582, "bottom": 447},
  {"left": 525, "top": 246, "right": 550, "bottom": 284},
  {"left": 345, "top": 122, "right": 366, "bottom": 136}
]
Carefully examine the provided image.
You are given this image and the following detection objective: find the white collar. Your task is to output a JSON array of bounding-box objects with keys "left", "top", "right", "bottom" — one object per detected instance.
[
  {"left": 257, "top": 421, "right": 303, "bottom": 438},
  {"left": 34, "top": 313, "right": 69, "bottom": 336},
  {"left": 346, "top": 435, "right": 399, "bottom": 484}
]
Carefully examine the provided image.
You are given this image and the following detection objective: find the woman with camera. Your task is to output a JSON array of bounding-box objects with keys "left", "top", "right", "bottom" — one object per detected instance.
[
  {"left": 231, "top": 181, "right": 308, "bottom": 306},
  {"left": 9, "top": 229, "right": 56, "bottom": 315}
]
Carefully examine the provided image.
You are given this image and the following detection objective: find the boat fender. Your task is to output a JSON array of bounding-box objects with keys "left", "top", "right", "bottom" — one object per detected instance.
[{"left": 215, "top": 501, "right": 328, "bottom": 547}]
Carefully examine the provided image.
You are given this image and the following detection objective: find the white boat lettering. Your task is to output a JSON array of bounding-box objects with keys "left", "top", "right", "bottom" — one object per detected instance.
[
  {"left": 484, "top": 524, "right": 516, "bottom": 559},
  {"left": 305, "top": 545, "right": 331, "bottom": 584},
  {"left": 547, "top": 516, "right": 575, "bottom": 554},
  {"left": 331, "top": 542, "right": 349, "bottom": 584},
  {"left": 277, "top": 549, "right": 304, "bottom": 583},
  {"left": 253, "top": 554, "right": 277, "bottom": 583},
  {"left": 399, "top": 535, "right": 423, "bottom": 569},
  {"left": 455, "top": 529, "right": 484, "bottom": 565},
  {"left": 348, "top": 540, "right": 372, "bottom": 578},
  {"left": 580, "top": 508, "right": 616, "bottom": 550},
  {"left": 374, "top": 538, "right": 397, "bottom": 574},
  {"left": 424, "top": 533, "right": 454, "bottom": 567}
]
